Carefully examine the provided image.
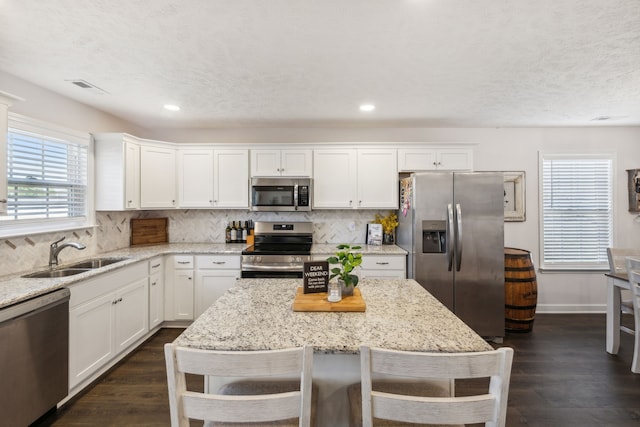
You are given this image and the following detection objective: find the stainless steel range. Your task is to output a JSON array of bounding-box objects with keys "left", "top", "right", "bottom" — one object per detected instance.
[{"left": 241, "top": 221, "right": 313, "bottom": 278}]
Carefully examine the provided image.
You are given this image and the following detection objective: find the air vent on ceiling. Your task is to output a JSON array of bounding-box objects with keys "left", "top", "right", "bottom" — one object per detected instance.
[{"left": 66, "top": 79, "right": 108, "bottom": 95}]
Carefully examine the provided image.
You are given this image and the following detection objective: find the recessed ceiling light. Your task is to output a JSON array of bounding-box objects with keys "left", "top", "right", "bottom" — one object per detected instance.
[
  {"left": 164, "top": 104, "right": 180, "bottom": 111},
  {"left": 359, "top": 104, "right": 375, "bottom": 112}
]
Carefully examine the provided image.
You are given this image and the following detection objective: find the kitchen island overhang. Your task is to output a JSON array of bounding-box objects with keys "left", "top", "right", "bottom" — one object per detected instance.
[{"left": 172, "top": 278, "right": 492, "bottom": 427}]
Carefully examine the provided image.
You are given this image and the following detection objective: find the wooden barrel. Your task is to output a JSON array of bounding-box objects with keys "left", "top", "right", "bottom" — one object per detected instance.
[{"left": 504, "top": 248, "right": 538, "bottom": 332}]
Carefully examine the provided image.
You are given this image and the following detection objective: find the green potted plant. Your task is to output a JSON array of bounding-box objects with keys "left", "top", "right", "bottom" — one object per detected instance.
[{"left": 327, "top": 244, "right": 363, "bottom": 296}]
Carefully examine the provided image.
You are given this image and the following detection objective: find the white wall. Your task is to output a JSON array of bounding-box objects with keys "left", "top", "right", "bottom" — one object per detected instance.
[{"left": 3, "top": 74, "right": 640, "bottom": 312}]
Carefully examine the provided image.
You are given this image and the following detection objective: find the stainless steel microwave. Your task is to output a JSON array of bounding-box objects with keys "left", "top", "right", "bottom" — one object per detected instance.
[{"left": 250, "top": 178, "right": 312, "bottom": 212}]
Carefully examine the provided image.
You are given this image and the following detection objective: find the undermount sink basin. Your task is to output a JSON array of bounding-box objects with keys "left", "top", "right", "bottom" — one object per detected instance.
[
  {"left": 23, "top": 268, "right": 91, "bottom": 278},
  {"left": 22, "top": 257, "right": 129, "bottom": 278},
  {"left": 66, "top": 257, "right": 129, "bottom": 269}
]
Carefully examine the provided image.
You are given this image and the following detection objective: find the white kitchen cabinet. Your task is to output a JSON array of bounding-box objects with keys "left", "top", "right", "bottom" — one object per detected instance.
[
  {"left": 178, "top": 148, "right": 214, "bottom": 207},
  {"left": 68, "top": 262, "right": 149, "bottom": 390},
  {"left": 140, "top": 144, "right": 177, "bottom": 208},
  {"left": 251, "top": 149, "right": 312, "bottom": 177},
  {"left": 313, "top": 148, "right": 397, "bottom": 209},
  {"left": 398, "top": 148, "right": 473, "bottom": 171},
  {"left": 194, "top": 255, "right": 241, "bottom": 318},
  {"left": 359, "top": 254, "right": 406, "bottom": 279},
  {"left": 357, "top": 149, "right": 398, "bottom": 209},
  {"left": 148, "top": 257, "right": 164, "bottom": 329},
  {"left": 165, "top": 255, "right": 195, "bottom": 321},
  {"left": 94, "top": 133, "right": 141, "bottom": 210},
  {"left": 0, "top": 95, "right": 21, "bottom": 215},
  {"left": 214, "top": 149, "right": 249, "bottom": 208}
]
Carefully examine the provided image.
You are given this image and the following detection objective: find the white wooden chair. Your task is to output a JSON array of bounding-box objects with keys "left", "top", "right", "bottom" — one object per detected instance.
[
  {"left": 608, "top": 248, "right": 639, "bottom": 336},
  {"left": 352, "top": 345, "right": 513, "bottom": 427},
  {"left": 164, "top": 343, "right": 314, "bottom": 427},
  {"left": 624, "top": 257, "right": 640, "bottom": 374}
]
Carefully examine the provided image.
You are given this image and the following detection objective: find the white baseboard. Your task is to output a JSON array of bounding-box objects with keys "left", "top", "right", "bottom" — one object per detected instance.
[{"left": 536, "top": 303, "right": 606, "bottom": 314}]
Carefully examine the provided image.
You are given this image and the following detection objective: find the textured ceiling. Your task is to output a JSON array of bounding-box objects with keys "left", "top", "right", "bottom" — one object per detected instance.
[{"left": 1, "top": 0, "right": 639, "bottom": 129}]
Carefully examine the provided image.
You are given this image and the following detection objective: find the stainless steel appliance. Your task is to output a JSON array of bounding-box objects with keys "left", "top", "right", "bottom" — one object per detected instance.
[
  {"left": 250, "top": 177, "right": 312, "bottom": 212},
  {"left": 0, "top": 288, "right": 70, "bottom": 426},
  {"left": 241, "top": 221, "right": 313, "bottom": 278},
  {"left": 396, "top": 172, "right": 505, "bottom": 338}
]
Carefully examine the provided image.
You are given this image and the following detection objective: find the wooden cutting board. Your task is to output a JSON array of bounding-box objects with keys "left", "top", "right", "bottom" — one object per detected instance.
[
  {"left": 130, "top": 218, "right": 168, "bottom": 246},
  {"left": 292, "top": 287, "right": 366, "bottom": 312}
]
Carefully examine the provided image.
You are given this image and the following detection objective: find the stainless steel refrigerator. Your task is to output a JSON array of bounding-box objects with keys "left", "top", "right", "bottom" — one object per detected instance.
[{"left": 397, "top": 172, "right": 505, "bottom": 338}]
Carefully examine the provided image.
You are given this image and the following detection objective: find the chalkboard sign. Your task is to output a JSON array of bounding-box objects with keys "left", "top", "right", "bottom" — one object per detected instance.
[{"left": 303, "top": 261, "right": 329, "bottom": 294}]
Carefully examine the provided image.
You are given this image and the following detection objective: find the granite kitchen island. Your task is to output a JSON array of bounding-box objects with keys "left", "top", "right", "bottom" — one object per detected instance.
[{"left": 174, "top": 278, "right": 492, "bottom": 426}]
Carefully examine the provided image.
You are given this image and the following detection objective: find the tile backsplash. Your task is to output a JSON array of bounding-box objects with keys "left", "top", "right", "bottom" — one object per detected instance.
[{"left": 0, "top": 209, "right": 392, "bottom": 276}]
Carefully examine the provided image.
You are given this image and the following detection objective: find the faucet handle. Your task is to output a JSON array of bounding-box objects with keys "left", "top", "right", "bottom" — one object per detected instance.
[{"left": 51, "top": 236, "right": 65, "bottom": 247}]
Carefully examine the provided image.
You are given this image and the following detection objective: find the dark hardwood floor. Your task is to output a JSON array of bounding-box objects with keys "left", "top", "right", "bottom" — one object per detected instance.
[{"left": 32, "top": 314, "right": 640, "bottom": 427}]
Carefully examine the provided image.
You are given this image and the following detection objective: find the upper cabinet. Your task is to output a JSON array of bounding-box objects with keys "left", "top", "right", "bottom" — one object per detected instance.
[
  {"left": 140, "top": 144, "right": 177, "bottom": 209},
  {"left": 313, "top": 148, "right": 398, "bottom": 209},
  {"left": 251, "top": 149, "right": 312, "bottom": 177},
  {"left": 398, "top": 148, "right": 473, "bottom": 171},
  {"left": 214, "top": 149, "right": 249, "bottom": 208},
  {"left": 178, "top": 148, "right": 214, "bottom": 208},
  {"left": 94, "top": 133, "right": 142, "bottom": 210}
]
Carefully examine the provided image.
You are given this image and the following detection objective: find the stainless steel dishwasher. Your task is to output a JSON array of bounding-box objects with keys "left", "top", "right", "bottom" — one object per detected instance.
[{"left": 0, "top": 288, "right": 70, "bottom": 426}]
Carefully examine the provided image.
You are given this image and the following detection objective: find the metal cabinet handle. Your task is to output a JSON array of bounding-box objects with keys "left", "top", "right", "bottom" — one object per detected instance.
[
  {"left": 375, "top": 262, "right": 389, "bottom": 265},
  {"left": 177, "top": 261, "right": 190, "bottom": 264},
  {"left": 0, "top": 199, "right": 6, "bottom": 203},
  {"left": 151, "top": 263, "right": 161, "bottom": 268},
  {"left": 151, "top": 281, "right": 157, "bottom": 286},
  {"left": 213, "top": 261, "right": 226, "bottom": 265}
]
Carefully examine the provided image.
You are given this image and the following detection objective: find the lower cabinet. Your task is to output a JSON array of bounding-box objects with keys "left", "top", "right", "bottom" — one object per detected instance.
[
  {"left": 194, "top": 255, "right": 241, "bottom": 318},
  {"left": 148, "top": 257, "right": 164, "bottom": 329},
  {"left": 68, "top": 262, "right": 149, "bottom": 391},
  {"left": 165, "top": 255, "right": 195, "bottom": 321}
]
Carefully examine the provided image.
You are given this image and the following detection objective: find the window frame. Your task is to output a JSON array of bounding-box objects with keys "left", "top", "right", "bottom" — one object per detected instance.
[
  {"left": 0, "top": 113, "right": 95, "bottom": 238},
  {"left": 538, "top": 151, "right": 614, "bottom": 271}
]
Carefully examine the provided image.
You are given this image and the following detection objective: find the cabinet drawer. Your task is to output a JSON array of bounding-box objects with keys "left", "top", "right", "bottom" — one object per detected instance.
[
  {"left": 173, "top": 255, "right": 194, "bottom": 269},
  {"left": 196, "top": 255, "right": 241, "bottom": 270},
  {"left": 360, "top": 255, "right": 405, "bottom": 270},
  {"left": 149, "top": 257, "right": 163, "bottom": 274}
]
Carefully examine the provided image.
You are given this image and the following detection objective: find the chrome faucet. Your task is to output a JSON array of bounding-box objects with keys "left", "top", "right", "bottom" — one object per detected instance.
[{"left": 49, "top": 237, "right": 86, "bottom": 267}]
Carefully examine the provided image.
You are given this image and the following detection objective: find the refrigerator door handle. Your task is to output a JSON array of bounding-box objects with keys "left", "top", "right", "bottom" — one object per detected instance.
[
  {"left": 447, "top": 203, "right": 454, "bottom": 271},
  {"left": 455, "top": 203, "right": 463, "bottom": 271}
]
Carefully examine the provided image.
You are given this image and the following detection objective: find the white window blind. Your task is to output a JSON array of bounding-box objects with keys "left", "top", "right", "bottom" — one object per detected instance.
[
  {"left": 1, "top": 113, "right": 92, "bottom": 237},
  {"left": 4, "top": 130, "right": 87, "bottom": 219},
  {"left": 540, "top": 153, "right": 613, "bottom": 270}
]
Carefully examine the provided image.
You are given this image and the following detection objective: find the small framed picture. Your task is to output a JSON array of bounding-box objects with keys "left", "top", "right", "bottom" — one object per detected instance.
[
  {"left": 504, "top": 172, "right": 525, "bottom": 222},
  {"left": 366, "top": 223, "right": 383, "bottom": 245}
]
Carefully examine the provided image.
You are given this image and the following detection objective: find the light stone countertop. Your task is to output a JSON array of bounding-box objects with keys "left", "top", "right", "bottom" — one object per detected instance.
[
  {"left": 174, "top": 278, "right": 492, "bottom": 354},
  {"left": 0, "top": 243, "right": 406, "bottom": 309}
]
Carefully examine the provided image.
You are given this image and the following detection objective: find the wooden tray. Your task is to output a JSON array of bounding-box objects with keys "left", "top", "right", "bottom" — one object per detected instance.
[
  {"left": 292, "top": 288, "right": 366, "bottom": 312},
  {"left": 130, "top": 218, "right": 168, "bottom": 246}
]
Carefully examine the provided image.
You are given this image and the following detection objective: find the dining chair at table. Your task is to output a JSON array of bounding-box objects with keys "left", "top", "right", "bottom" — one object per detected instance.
[
  {"left": 164, "top": 343, "right": 316, "bottom": 427},
  {"left": 349, "top": 345, "right": 514, "bottom": 427},
  {"left": 624, "top": 257, "right": 640, "bottom": 374},
  {"left": 608, "top": 248, "right": 638, "bottom": 336}
]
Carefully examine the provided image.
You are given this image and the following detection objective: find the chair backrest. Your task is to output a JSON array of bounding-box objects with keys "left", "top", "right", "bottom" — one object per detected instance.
[
  {"left": 607, "top": 248, "right": 640, "bottom": 275},
  {"left": 164, "top": 343, "right": 313, "bottom": 427},
  {"left": 359, "top": 345, "right": 514, "bottom": 427},
  {"left": 625, "top": 257, "right": 640, "bottom": 318}
]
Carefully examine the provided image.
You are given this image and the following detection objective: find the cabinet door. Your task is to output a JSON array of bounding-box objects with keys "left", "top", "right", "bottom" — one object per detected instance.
[
  {"left": 124, "top": 140, "right": 141, "bottom": 209},
  {"left": 357, "top": 149, "right": 398, "bottom": 209},
  {"left": 313, "top": 149, "right": 357, "bottom": 209},
  {"left": 173, "top": 270, "right": 194, "bottom": 320},
  {"left": 397, "top": 148, "right": 438, "bottom": 172},
  {"left": 178, "top": 149, "right": 214, "bottom": 207},
  {"left": 140, "top": 145, "right": 176, "bottom": 208},
  {"left": 194, "top": 270, "right": 240, "bottom": 318},
  {"left": 280, "top": 149, "right": 312, "bottom": 177},
  {"left": 149, "top": 270, "right": 164, "bottom": 329},
  {"left": 69, "top": 292, "right": 115, "bottom": 389},
  {"left": 251, "top": 149, "right": 281, "bottom": 176},
  {"left": 114, "top": 277, "right": 149, "bottom": 354},
  {"left": 214, "top": 149, "right": 249, "bottom": 208},
  {"left": 437, "top": 149, "right": 473, "bottom": 171},
  {"left": 0, "top": 102, "right": 9, "bottom": 215}
]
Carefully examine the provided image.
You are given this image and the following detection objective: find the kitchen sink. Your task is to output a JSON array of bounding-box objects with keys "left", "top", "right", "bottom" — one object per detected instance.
[
  {"left": 66, "top": 257, "right": 129, "bottom": 269},
  {"left": 23, "top": 268, "right": 91, "bottom": 278},
  {"left": 22, "top": 257, "right": 130, "bottom": 278}
]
